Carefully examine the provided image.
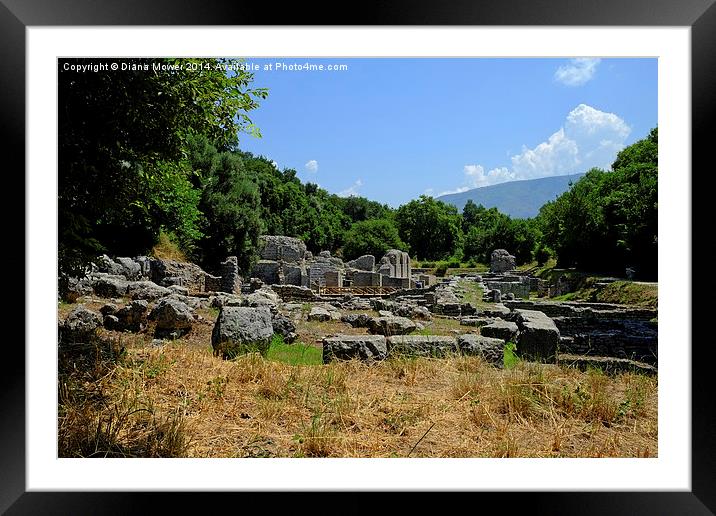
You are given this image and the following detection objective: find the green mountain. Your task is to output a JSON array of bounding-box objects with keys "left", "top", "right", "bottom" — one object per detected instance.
[{"left": 437, "top": 173, "right": 585, "bottom": 219}]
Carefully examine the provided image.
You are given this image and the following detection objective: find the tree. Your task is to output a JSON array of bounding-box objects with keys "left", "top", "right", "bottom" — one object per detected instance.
[
  {"left": 395, "top": 196, "right": 463, "bottom": 260},
  {"left": 536, "top": 127, "right": 658, "bottom": 278},
  {"left": 341, "top": 219, "right": 406, "bottom": 260},
  {"left": 461, "top": 199, "right": 482, "bottom": 232},
  {"left": 198, "top": 152, "right": 262, "bottom": 273},
  {"left": 335, "top": 196, "right": 393, "bottom": 223},
  {"left": 462, "top": 212, "right": 538, "bottom": 264},
  {"left": 58, "top": 57, "right": 267, "bottom": 290}
]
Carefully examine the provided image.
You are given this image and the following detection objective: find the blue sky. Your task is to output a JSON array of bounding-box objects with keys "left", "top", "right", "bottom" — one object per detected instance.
[{"left": 236, "top": 58, "right": 657, "bottom": 207}]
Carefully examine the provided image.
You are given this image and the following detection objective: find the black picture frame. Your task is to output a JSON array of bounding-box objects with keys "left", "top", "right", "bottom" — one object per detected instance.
[{"left": 5, "top": 0, "right": 715, "bottom": 512}]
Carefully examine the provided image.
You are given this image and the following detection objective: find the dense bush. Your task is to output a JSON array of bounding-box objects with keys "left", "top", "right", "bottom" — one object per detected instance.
[{"left": 341, "top": 219, "right": 406, "bottom": 261}]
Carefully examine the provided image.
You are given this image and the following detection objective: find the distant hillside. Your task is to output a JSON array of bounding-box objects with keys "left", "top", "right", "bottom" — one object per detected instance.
[{"left": 437, "top": 173, "right": 585, "bottom": 219}]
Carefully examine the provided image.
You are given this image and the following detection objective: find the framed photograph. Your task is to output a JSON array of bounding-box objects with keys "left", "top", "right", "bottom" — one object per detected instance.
[{"left": 9, "top": 0, "right": 715, "bottom": 512}]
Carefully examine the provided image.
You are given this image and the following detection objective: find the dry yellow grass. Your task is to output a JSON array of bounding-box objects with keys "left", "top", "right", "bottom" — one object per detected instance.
[
  {"left": 150, "top": 231, "right": 188, "bottom": 262},
  {"left": 59, "top": 337, "right": 658, "bottom": 458}
]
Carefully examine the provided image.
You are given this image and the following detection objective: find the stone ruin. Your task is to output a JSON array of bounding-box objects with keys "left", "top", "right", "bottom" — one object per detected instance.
[
  {"left": 490, "top": 249, "right": 516, "bottom": 273},
  {"left": 248, "top": 235, "right": 429, "bottom": 292},
  {"left": 251, "top": 235, "right": 309, "bottom": 287},
  {"left": 67, "top": 246, "right": 656, "bottom": 375},
  {"left": 377, "top": 249, "right": 412, "bottom": 288}
]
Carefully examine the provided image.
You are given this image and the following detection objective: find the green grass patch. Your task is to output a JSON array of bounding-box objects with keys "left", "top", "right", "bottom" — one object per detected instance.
[
  {"left": 553, "top": 280, "right": 657, "bottom": 308},
  {"left": 596, "top": 281, "right": 657, "bottom": 307},
  {"left": 447, "top": 264, "right": 489, "bottom": 274},
  {"left": 265, "top": 335, "right": 323, "bottom": 366},
  {"left": 516, "top": 261, "right": 538, "bottom": 271},
  {"left": 551, "top": 292, "right": 583, "bottom": 302},
  {"left": 503, "top": 342, "right": 520, "bottom": 369},
  {"left": 419, "top": 262, "right": 488, "bottom": 275},
  {"left": 455, "top": 279, "right": 491, "bottom": 310}
]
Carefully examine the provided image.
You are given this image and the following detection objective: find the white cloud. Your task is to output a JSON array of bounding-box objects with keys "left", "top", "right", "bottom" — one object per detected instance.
[
  {"left": 554, "top": 58, "right": 601, "bottom": 86},
  {"left": 338, "top": 179, "right": 363, "bottom": 197},
  {"left": 271, "top": 160, "right": 278, "bottom": 168},
  {"left": 464, "top": 165, "right": 516, "bottom": 188},
  {"left": 304, "top": 160, "right": 318, "bottom": 173},
  {"left": 437, "top": 186, "right": 469, "bottom": 196},
  {"left": 438, "top": 104, "right": 631, "bottom": 194},
  {"left": 510, "top": 127, "right": 580, "bottom": 180}
]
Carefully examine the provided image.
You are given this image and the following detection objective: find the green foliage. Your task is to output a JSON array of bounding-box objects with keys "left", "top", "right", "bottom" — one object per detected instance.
[
  {"left": 536, "top": 128, "right": 657, "bottom": 278},
  {"left": 334, "top": 196, "right": 393, "bottom": 223},
  {"left": 434, "top": 262, "right": 449, "bottom": 277},
  {"left": 395, "top": 196, "right": 463, "bottom": 260},
  {"left": 461, "top": 203, "right": 539, "bottom": 264},
  {"left": 190, "top": 139, "right": 262, "bottom": 272},
  {"left": 503, "top": 342, "right": 520, "bottom": 369},
  {"left": 534, "top": 244, "right": 553, "bottom": 266},
  {"left": 243, "top": 157, "right": 350, "bottom": 253},
  {"left": 58, "top": 57, "right": 267, "bottom": 291},
  {"left": 341, "top": 219, "right": 406, "bottom": 260}
]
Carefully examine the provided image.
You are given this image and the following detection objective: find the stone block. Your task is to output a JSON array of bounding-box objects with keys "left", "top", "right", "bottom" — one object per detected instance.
[
  {"left": 352, "top": 270, "right": 382, "bottom": 287},
  {"left": 283, "top": 264, "right": 305, "bottom": 286},
  {"left": 322, "top": 335, "right": 387, "bottom": 363},
  {"left": 381, "top": 276, "right": 410, "bottom": 289},
  {"left": 324, "top": 270, "right": 344, "bottom": 287},
  {"left": 457, "top": 334, "right": 505, "bottom": 366},
  {"left": 480, "top": 320, "right": 518, "bottom": 341},
  {"left": 515, "top": 309, "right": 560, "bottom": 363},
  {"left": 346, "top": 255, "right": 376, "bottom": 271},
  {"left": 386, "top": 335, "right": 458, "bottom": 357},
  {"left": 258, "top": 235, "right": 306, "bottom": 263},
  {"left": 490, "top": 249, "right": 516, "bottom": 273}
]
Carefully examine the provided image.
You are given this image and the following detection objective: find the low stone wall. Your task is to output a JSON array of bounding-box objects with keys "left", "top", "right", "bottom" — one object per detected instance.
[
  {"left": 251, "top": 260, "right": 280, "bottom": 285},
  {"left": 381, "top": 276, "right": 410, "bottom": 289},
  {"left": 271, "top": 285, "right": 319, "bottom": 302},
  {"left": 559, "top": 334, "right": 657, "bottom": 365},
  {"left": 204, "top": 274, "right": 222, "bottom": 293},
  {"left": 353, "top": 270, "right": 382, "bottom": 287},
  {"left": 551, "top": 316, "right": 657, "bottom": 337},
  {"left": 389, "top": 285, "right": 437, "bottom": 300},
  {"left": 557, "top": 353, "right": 657, "bottom": 376},
  {"left": 503, "top": 299, "right": 658, "bottom": 365},
  {"left": 504, "top": 300, "right": 657, "bottom": 320},
  {"left": 484, "top": 280, "right": 530, "bottom": 299}
]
